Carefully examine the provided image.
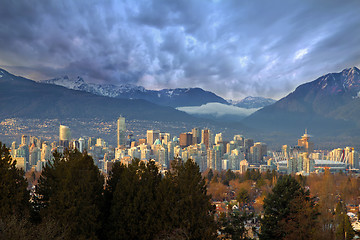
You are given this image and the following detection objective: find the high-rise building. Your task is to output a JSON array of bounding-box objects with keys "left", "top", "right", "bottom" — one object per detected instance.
[
  {"left": 345, "top": 147, "right": 359, "bottom": 169},
  {"left": 207, "top": 146, "right": 221, "bottom": 170},
  {"left": 201, "top": 129, "right": 212, "bottom": 149},
  {"left": 41, "top": 142, "right": 51, "bottom": 162},
  {"left": 117, "top": 116, "right": 126, "bottom": 147},
  {"left": 168, "top": 141, "right": 175, "bottom": 162},
  {"left": 297, "top": 129, "right": 314, "bottom": 153},
  {"left": 147, "top": 130, "right": 160, "bottom": 145},
  {"left": 162, "top": 133, "right": 171, "bottom": 145},
  {"left": 21, "top": 135, "right": 29, "bottom": 146},
  {"left": 78, "top": 138, "right": 85, "bottom": 153},
  {"left": 192, "top": 127, "right": 201, "bottom": 144},
  {"left": 244, "top": 138, "right": 254, "bottom": 160},
  {"left": 30, "top": 136, "right": 40, "bottom": 148},
  {"left": 158, "top": 147, "right": 168, "bottom": 168},
  {"left": 302, "top": 152, "right": 314, "bottom": 174},
  {"left": 329, "top": 147, "right": 360, "bottom": 169},
  {"left": 96, "top": 138, "right": 106, "bottom": 147},
  {"left": 287, "top": 157, "right": 297, "bottom": 174},
  {"left": 59, "top": 125, "right": 71, "bottom": 148},
  {"left": 226, "top": 141, "right": 236, "bottom": 154},
  {"left": 126, "top": 134, "right": 135, "bottom": 148},
  {"left": 233, "top": 135, "right": 245, "bottom": 147},
  {"left": 29, "top": 144, "right": 41, "bottom": 166},
  {"left": 179, "top": 132, "right": 192, "bottom": 148},
  {"left": 249, "top": 142, "right": 267, "bottom": 163},
  {"left": 14, "top": 144, "right": 29, "bottom": 171},
  {"left": 215, "top": 133, "right": 223, "bottom": 145},
  {"left": 88, "top": 137, "right": 95, "bottom": 148}
]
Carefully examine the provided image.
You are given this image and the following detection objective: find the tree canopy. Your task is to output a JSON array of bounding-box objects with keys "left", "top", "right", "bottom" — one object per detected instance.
[
  {"left": 36, "top": 149, "right": 104, "bottom": 240},
  {"left": 104, "top": 158, "right": 217, "bottom": 240},
  {"left": 260, "top": 175, "right": 319, "bottom": 240},
  {"left": 0, "top": 142, "right": 29, "bottom": 218}
]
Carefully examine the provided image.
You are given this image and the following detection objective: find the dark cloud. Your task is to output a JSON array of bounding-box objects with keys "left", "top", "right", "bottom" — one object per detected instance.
[{"left": 0, "top": 0, "right": 359, "bottom": 99}]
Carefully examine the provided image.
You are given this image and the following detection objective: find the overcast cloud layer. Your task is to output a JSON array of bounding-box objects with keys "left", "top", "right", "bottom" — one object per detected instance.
[{"left": 1, "top": 0, "right": 360, "bottom": 99}]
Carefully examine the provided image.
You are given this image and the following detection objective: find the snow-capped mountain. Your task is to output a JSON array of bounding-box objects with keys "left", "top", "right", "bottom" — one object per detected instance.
[
  {"left": 41, "top": 76, "right": 146, "bottom": 98},
  {"left": 40, "top": 76, "right": 228, "bottom": 107},
  {"left": 228, "top": 96, "right": 276, "bottom": 109},
  {"left": 0, "top": 68, "right": 201, "bottom": 122},
  {"left": 243, "top": 66, "right": 360, "bottom": 134}
]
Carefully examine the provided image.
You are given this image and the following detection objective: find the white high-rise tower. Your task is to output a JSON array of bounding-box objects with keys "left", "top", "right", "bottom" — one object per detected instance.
[
  {"left": 117, "top": 116, "right": 126, "bottom": 147},
  {"left": 59, "top": 125, "right": 71, "bottom": 148}
]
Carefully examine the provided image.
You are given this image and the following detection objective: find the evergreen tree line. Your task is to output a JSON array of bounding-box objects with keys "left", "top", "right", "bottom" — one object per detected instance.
[{"left": 0, "top": 142, "right": 217, "bottom": 240}]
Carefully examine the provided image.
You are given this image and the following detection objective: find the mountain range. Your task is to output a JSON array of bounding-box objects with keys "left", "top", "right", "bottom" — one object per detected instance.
[
  {"left": 2, "top": 66, "right": 360, "bottom": 146},
  {"left": 0, "top": 68, "right": 205, "bottom": 123},
  {"left": 40, "top": 76, "right": 275, "bottom": 109},
  {"left": 40, "top": 76, "right": 228, "bottom": 108},
  {"left": 243, "top": 67, "right": 360, "bottom": 136}
]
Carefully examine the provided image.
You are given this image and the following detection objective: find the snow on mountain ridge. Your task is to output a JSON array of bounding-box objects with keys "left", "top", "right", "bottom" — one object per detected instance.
[
  {"left": 228, "top": 96, "right": 276, "bottom": 109},
  {"left": 311, "top": 66, "right": 360, "bottom": 96},
  {"left": 38, "top": 75, "right": 229, "bottom": 107},
  {"left": 40, "top": 76, "right": 146, "bottom": 98}
]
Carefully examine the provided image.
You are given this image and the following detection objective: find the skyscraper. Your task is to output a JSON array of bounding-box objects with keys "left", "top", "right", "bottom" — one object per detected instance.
[
  {"left": 147, "top": 130, "right": 160, "bottom": 145},
  {"left": 201, "top": 129, "right": 212, "bottom": 149},
  {"left": 21, "top": 135, "right": 29, "bottom": 146},
  {"left": 214, "top": 133, "right": 223, "bottom": 145},
  {"left": 192, "top": 127, "right": 201, "bottom": 144},
  {"left": 59, "top": 125, "right": 71, "bottom": 148},
  {"left": 117, "top": 116, "right": 126, "bottom": 148},
  {"left": 244, "top": 138, "right": 254, "bottom": 160},
  {"left": 249, "top": 142, "right": 267, "bottom": 163},
  {"left": 179, "top": 132, "right": 192, "bottom": 148},
  {"left": 297, "top": 129, "right": 314, "bottom": 153}
]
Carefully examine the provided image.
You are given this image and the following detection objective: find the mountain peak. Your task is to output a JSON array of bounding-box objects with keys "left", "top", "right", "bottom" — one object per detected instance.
[
  {"left": 243, "top": 66, "right": 360, "bottom": 137},
  {"left": 75, "top": 76, "right": 85, "bottom": 84},
  {"left": 310, "top": 66, "right": 360, "bottom": 95},
  {"left": 230, "top": 96, "right": 276, "bottom": 109},
  {"left": 341, "top": 66, "right": 360, "bottom": 75}
]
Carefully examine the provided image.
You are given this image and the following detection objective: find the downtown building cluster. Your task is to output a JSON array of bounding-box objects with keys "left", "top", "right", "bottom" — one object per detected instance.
[
  {"left": 273, "top": 130, "right": 359, "bottom": 175},
  {"left": 9, "top": 116, "right": 268, "bottom": 174},
  {"left": 8, "top": 117, "right": 360, "bottom": 175},
  {"left": 111, "top": 117, "right": 268, "bottom": 174}
]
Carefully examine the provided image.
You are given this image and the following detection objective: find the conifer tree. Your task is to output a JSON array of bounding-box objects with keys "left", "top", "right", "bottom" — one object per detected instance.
[
  {"left": 161, "top": 159, "right": 217, "bottom": 239},
  {"left": 219, "top": 211, "right": 254, "bottom": 240},
  {"left": 0, "top": 142, "right": 29, "bottom": 218},
  {"left": 335, "top": 201, "right": 355, "bottom": 240},
  {"left": 36, "top": 149, "right": 104, "bottom": 240},
  {"left": 260, "top": 175, "right": 318, "bottom": 240},
  {"left": 107, "top": 159, "right": 162, "bottom": 240}
]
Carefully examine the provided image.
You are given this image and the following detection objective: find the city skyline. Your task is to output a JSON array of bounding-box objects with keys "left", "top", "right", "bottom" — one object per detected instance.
[
  {"left": 1, "top": 1, "right": 360, "bottom": 100},
  {"left": 8, "top": 119, "right": 359, "bottom": 175}
]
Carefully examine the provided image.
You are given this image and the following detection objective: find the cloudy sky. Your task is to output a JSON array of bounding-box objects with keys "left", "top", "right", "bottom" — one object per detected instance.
[{"left": 1, "top": 0, "right": 360, "bottom": 100}]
